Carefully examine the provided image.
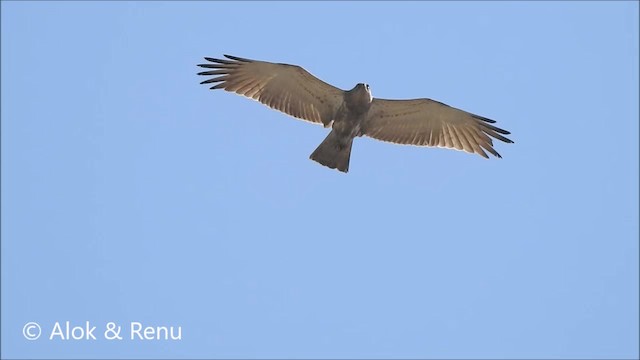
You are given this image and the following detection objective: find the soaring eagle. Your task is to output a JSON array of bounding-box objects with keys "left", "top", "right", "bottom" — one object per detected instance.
[{"left": 197, "top": 55, "right": 513, "bottom": 173}]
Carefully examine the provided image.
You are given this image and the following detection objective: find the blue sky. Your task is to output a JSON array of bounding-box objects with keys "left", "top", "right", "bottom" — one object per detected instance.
[{"left": 2, "top": 1, "right": 638, "bottom": 359}]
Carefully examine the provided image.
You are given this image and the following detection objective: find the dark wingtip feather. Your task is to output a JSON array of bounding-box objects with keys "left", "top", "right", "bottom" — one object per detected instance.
[
  {"left": 485, "top": 123, "right": 511, "bottom": 135},
  {"left": 469, "top": 114, "right": 513, "bottom": 157},
  {"left": 197, "top": 63, "right": 221, "bottom": 69},
  {"left": 473, "top": 114, "right": 497, "bottom": 123},
  {"left": 198, "top": 70, "right": 227, "bottom": 76},
  {"left": 202, "top": 57, "right": 235, "bottom": 65},
  {"left": 200, "top": 78, "right": 223, "bottom": 85},
  {"left": 488, "top": 147, "right": 503, "bottom": 158},
  {"left": 223, "top": 54, "right": 252, "bottom": 62}
]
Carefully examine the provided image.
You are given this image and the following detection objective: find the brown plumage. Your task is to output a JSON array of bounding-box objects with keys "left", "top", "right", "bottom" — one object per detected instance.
[{"left": 198, "top": 55, "right": 513, "bottom": 173}]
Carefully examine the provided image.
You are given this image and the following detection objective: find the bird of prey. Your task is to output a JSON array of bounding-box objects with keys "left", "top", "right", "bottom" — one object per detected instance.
[{"left": 197, "top": 55, "right": 513, "bottom": 173}]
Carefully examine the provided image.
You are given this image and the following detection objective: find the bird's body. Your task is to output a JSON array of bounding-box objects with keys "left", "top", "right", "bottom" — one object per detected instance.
[
  {"left": 309, "top": 83, "right": 371, "bottom": 171},
  {"left": 198, "top": 55, "right": 513, "bottom": 173}
]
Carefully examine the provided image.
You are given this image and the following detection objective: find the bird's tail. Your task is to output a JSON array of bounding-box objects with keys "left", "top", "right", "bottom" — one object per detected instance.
[{"left": 309, "top": 130, "right": 353, "bottom": 173}]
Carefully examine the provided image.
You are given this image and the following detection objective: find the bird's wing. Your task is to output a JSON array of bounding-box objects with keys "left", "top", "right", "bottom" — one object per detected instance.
[
  {"left": 362, "top": 98, "right": 513, "bottom": 158},
  {"left": 198, "top": 55, "right": 345, "bottom": 126}
]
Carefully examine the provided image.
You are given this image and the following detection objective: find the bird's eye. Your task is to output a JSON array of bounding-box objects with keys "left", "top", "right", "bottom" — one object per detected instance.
[{"left": 365, "top": 84, "right": 369, "bottom": 90}]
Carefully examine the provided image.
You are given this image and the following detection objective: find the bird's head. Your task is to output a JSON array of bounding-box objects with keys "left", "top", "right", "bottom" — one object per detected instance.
[
  {"left": 358, "top": 83, "right": 372, "bottom": 95},
  {"left": 345, "top": 83, "right": 373, "bottom": 114},
  {"left": 352, "top": 83, "right": 373, "bottom": 103}
]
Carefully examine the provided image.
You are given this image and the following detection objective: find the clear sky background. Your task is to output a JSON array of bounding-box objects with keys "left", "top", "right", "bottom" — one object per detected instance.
[{"left": 2, "top": 1, "right": 638, "bottom": 359}]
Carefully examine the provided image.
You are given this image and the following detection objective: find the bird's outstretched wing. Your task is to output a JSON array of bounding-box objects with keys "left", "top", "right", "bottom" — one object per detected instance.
[
  {"left": 361, "top": 98, "right": 513, "bottom": 158},
  {"left": 198, "top": 55, "right": 345, "bottom": 126}
]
